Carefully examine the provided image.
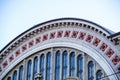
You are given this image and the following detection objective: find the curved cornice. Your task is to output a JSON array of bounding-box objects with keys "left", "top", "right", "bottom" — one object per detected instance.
[
  {"left": 0, "top": 18, "right": 113, "bottom": 53},
  {"left": 0, "top": 18, "right": 119, "bottom": 79}
]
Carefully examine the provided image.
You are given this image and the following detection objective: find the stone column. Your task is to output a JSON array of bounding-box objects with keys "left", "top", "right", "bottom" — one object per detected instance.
[
  {"left": 83, "top": 53, "right": 86, "bottom": 80},
  {"left": 31, "top": 59, "right": 34, "bottom": 80},
  {"left": 51, "top": 47, "right": 55, "bottom": 80},
  {"left": 23, "top": 59, "right": 27, "bottom": 80},
  {"left": 44, "top": 53, "right": 46, "bottom": 80},
  {"left": 38, "top": 55, "right": 40, "bottom": 74},
  {"left": 60, "top": 49, "right": 62, "bottom": 80}
]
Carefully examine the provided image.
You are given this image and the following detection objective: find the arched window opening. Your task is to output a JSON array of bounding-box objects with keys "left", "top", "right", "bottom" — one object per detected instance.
[
  {"left": 77, "top": 54, "right": 83, "bottom": 80},
  {"left": 96, "top": 70, "right": 103, "bottom": 80},
  {"left": 46, "top": 52, "right": 51, "bottom": 80},
  {"left": 33, "top": 56, "right": 38, "bottom": 80},
  {"left": 55, "top": 50, "right": 60, "bottom": 80},
  {"left": 13, "top": 71, "right": 17, "bottom": 80},
  {"left": 19, "top": 65, "right": 24, "bottom": 80},
  {"left": 70, "top": 52, "right": 75, "bottom": 76},
  {"left": 62, "top": 50, "right": 68, "bottom": 80},
  {"left": 27, "top": 60, "right": 32, "bottom": 80},
  {"left": 40, "top": 54, "right": 45, "bottom": 80},
  {"left": 7, "top": 77, "right": 11, "bottom": 80},
  {"left": 88, "top": 61, "right": 94, "bottom": 80}
]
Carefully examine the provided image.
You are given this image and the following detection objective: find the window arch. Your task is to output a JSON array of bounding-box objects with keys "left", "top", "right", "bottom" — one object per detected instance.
[
  {"left": 33, "top": 56, "right": 38, "bottom": 80},
  {"left": 46, "top": 52, "right": 51, "bottom": 80},
  {"left": 40, "top": 54, "right": 45, "bottom": 80},
  {"left": 96, "top": 70, "right": 103, "bottom": 80},
  {"left": 19, "top": 65, "right": 24, "bottom": 80},
  {"left": 70, "top": 52, "right": 75, "bottom": 76},
  {"left": 88, "top": 61, "right": 94, "bottom": 80},
  {"left": 55, "top": 50, "right": 60, "bottom": 80},
  {"left": 77, "top": 54, "right": 83, "bottom": 80},
  {"left": 27, "top": 60, "right": 32, "bottom": 80},
  {"left": 13, "top": 71, "right": 17, "bottom": 80},
  {"left": 7, "top": 77, "right": 11, "bottom": 80},
  {"left": 62, "top": 50, "right": 68, "bottom": 80}
]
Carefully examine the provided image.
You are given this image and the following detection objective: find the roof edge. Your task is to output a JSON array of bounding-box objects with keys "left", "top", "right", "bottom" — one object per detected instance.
[{"left": 0, "top": 17, "right": 113, "bottom": 53}]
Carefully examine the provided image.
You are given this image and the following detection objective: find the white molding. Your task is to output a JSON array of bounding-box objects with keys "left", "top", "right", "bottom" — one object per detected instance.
[{"left": 0, "top": 40, "right": 118, "bottom": 80}]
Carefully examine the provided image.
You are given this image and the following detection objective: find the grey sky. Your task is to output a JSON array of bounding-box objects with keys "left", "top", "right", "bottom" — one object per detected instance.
[{"left": 0, "top": 0, "right": 120, "bottom": 50}]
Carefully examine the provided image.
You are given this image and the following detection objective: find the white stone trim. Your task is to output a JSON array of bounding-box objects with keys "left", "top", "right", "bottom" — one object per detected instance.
[{"left": 0, "top": 41, "right": 118, "bottom": 80}]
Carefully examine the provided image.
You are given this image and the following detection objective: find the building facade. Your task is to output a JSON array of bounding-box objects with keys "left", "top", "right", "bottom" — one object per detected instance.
[{"left": 0, "top": 18, "right": 120, "bottom": 80}]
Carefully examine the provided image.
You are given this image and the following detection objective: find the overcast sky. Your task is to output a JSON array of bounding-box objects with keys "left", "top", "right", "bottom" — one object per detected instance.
[{"left": 0, "top": 0, "right": 120, "bottom": 50}]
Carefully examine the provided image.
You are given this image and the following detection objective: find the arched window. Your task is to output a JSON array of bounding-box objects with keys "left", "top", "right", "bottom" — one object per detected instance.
[
  {"left": 46, "top": 52, "right": 51, "bottom": 80},
  {"left": 33, "top": 57, "right": 38, "bottom": 80},
  {"left": 96, "top": 70, "right": 103, "bottom": 80},
  {"left": 7, "top": 77, "right": 11, "bottom": 80},
  {"left": 88, "top": 61, "right": 94, "bottom": 80},
  {"left": 77, "top": 55, "right": 83, "bottom": 80},
  {"left": 13, "top": 71, "right": 17, "bottom": 80},
  {"left": 62, "top": 50, "right": 68, "bottom": 80},
  {"left": 40, "top": 54, "right": 45, "bottom": 80},
  {"left": 19, "top": 65, "right": 24, "bottom": 80},
  {"left": 70, "top": 52, "right": 75, "bottom": 76},
  {"left": 55, "top": 50, "right": 60, "bottom": 80},
  {"left": 27, "top": 60, "right": 32, "bottom": 80}
]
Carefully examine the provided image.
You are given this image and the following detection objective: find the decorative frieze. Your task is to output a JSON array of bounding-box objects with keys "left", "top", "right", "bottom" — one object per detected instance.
[
  {"left": 22, "top": 44, "right": 27, "bottom": 52},
  {"left": 106, "top": 48, "right": 114, "bottom": 58},
  {"left": 112, "top": 55, "right": 120, "bottom": 65},
  {"left": 93, "top": 37, "right": 101, "bottom": 46},
  {"left": 43, "top": 34, "right": 48, "bottom": 41},
  {"left": 15, "top": 49, "right": 20, "bottom": 57},
  {"left": 3, "top": 60, "right": 8, "bottom": 68},
  {"left": 9, "top": 54, "right": 14, "bottom": 62},
  {"left": 57, "top": 31, "right": 63, "bottom": 38},
  {"left": 36, "top": 37, "right": 41, "bottom": 44},
  {"left": 71, "top": 31, "right": 78, "bottom": 38},
  {"left": 28, "top": 40, "right": 34, "bottom": 48},
  {"left": 86, "top": 34, "right": 93, "bottom": 43},
  {"left": 64, "top": 30, "right": 71, "bottom": 37},
  {"left": 100, "top": 43, "right": 108, "bottom": 52},
  {"left": 78, "top": 32, "right": 86, "bottom": 40},
  {"left": 0, "top": 18, "right": 119, "bottom": 78},
  {"left": 50, "top": 32, "right": 56, "bottom": 39},
  {"left": 1, "top": 29, "right": 119, "bottom": 72}
]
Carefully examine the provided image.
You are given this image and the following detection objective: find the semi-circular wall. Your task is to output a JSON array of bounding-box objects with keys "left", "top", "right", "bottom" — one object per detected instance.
[{"left": 0, "top": 18, "right": 120, "bottom": 80}]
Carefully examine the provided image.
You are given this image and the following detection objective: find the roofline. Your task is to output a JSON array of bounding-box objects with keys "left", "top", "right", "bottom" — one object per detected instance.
[
  {"left": 108, "top": 32, "right": 120, "bottom": 38},
  {"left": 0, "top": 17, "right": 112, "bottom": 53}
]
